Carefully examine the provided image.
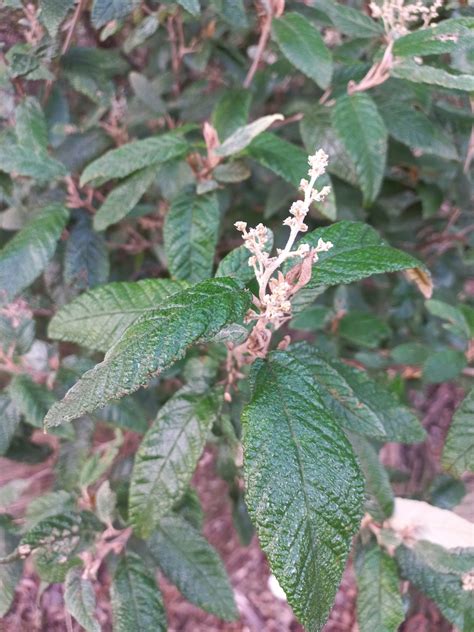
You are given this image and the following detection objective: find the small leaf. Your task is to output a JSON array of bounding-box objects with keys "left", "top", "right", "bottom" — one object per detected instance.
[
  {"left": 93, "top": 166, "right": 157, "bottom": 231},
  {"left": 15, "top": 97, "right": 48, "bottom": 152},
  {"left": 91, "top": 0, "right": 141, "bottom": 28},
  {"left": 426, "top": 299, "right": 470, "bottom": 340},
  {"left": 177, "top": 0, "right": 200, "bottom": 17},
  {"left": 355, "top": 541, "right": 404, "bottom": 632},
  {"left": 0, "top": 204, "right": 69, "bottom": 305},
  {"left": 8, "top": 375, "right": 56, "bottom": 428},
  {"left": 129, "top": 386, "right": 218, "bottom": 537},
  {"left": 0, "top": 395, "right": 20, "bottom": 455},
  {"left": 213, "top": 161, "right": 251, "bottom": 183},
  {"left": 39, "top": 0, "right": 75, "bottom": 36},
  {"left": 242, "top": 350, "right": 364, "bottom": 631},
  {"left": 212, "top": 88, "right": 251, "bottom": 140},
  {"left": 95, "top": 481, "right": 117, "bottom": 526},
  {"left": 44, "top": 278, "right": 250, "bottom": 426},
  {"left": 339, "top": 311, "right": 391, "bottom": 349},
  {"left": 391, "top": 60, "right": 474, "bottom": 92},
  {"left": 64, "top": 216, "right": 109, "bottom": 291},
  {"left": 111, "top": 552, "right": 167, "bottom": 631},
  {"left": 64, "top": 567, "right": 100, "bottom": 632},
  {"left": 272, "top": 12, "right": 332, "bottom": 89},
  {"left": 318, "top": 0, "right": 384, "bottom": 38},
  {"left": 442, "top": 388, "right": 474, "bottom": 477},
  {"left": 164, "top": 191, "right": 220, "bottom": 283},
  {"left": 422, "top": 349, "right": 467, "bottom": 384},
  {"left": 332, "top": 93, "right": 387, "bottom": 204},
  {"left": 212, "top": 0, "right": 248, "bottom": 29},
  {"left": 215, "top": 114, "right": 283, "bottom": 157},
  {"left": 147, "top": 515, "right": 237, "bottom": 620},
  {"left": 49, "top": 278, "right": 187, "bottom": 352},
  {"left": 80, "top": 131, "right": 188, "bottom": 186}
]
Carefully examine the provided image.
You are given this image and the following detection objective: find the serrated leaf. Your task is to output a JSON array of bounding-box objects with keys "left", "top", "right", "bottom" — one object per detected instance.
[
  {"left": 287, "top": 343, "right": 425, "bottom": 443},
  {"left": 272, "top": 12, "right": 332, "bottom": 90},
  {"left": 147, "top": 515, "right": 237, "bottom": 620},
  {"left": 212, "top": 88, "right": 251, "bottom": 140},
  {"left": 355, "top": 541, "right": 404, "bottom": 632},
  {"left": 242, "top": 350, "right": 364, "bottom": 631},
  {"left": 91, "top": 0, "right": 140, "bottom": 28},
  {"left": 15, "top": 97, "right": 48, "bottom": 152},
  {"left": 64, "top": 216, "right": 109, "bottom": 291},
  {"left": 8, "top": 374, "right": 56, "bottom": 428},
  {"left": 39, "top": 0, "right": 75, "bottom": 36},
  {"left": 391, "top": 60, "right": 474, "bottom": 92},
  {"left": 24, "top": 490, "right": 74, "bottom": 530},
  {"left": 164, "top": 191, "right": 220, "bottom": 283},
  {"left": 215, "top": 114, "right": 283, "bottom": 158},
  {"left": 111, "top": 551, "right": 167, "bottom": 631},
  {"left": 318, "top": 0, "right": 384, "bottom": 38},
  {"left": 93, "top": 165, "right": 157, "bottom": 231},
  {"left": 49, "top": 278, "right": 187, "bottom": 352},
  {"left": 80, "top": 131, "right": 188, "bottom": 186},
  {"left": 215, "top": 227, "right": 273, "bottom": 284},
  {"left": 0, "top": 144, "right": 67, "bottom": 181},
  {"left": 442, "top": 388, "right": 474, "bottom": 477},
  {"left": 0, "top": 395, "right": 20, "bottom": 455},
  {"left": 129, "top": 386, "right": 218, "bottom": 537},
  {"left": 332, "top": 93, "right": 387, "bottom": 204},
  {"left": 64, "top": 567, "right": 100, "bottom": 632},
  {"left": 393, "top": 19, "right": 474, "bottom": 57},
  {"left": 0, "top": 204, "right": 69, "bottom": 305},
  {"left": 396, "top": 544, "right": 473, "bottom": 631},
  {"left": 177, "top": 0, "right": 200, "bottom": 16},
  {"left": 44, "top": 278, "right": 250, "bottom": 427}
]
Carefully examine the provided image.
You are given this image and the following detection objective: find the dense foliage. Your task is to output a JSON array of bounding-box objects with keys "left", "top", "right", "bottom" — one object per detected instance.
[{"left": 0, "top": 1, "right": 473, "bottom": 631}]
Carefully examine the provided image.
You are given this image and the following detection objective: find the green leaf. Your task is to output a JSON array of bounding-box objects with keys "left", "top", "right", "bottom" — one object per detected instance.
[
  {"left": 49, "top": 278, "right": 187, "bottom": 352},
  {"left": 272, "top": 12, "right": 332, "bottom": 90},
  {"left": 111, "top": 552, "right": 167, "bottom": 631},
  {"left": 212, "top": 0, "right": 248, "bottom": 29},
  {"left": 391, "top": 61, "right": 474, "bottom": 93},
  {"left": 80, "top": 131, "right": 188, "bottom": 186},
  {"left": 242, "top": 350, "right": 364, "bottom": 631},
  {"left": 212, "top": 88, "right": 251, "bottom": 140},
  {"left": 396, "top": 544, "right": 473, "bottom": 631},
  {"left": 64, "top": 216, "right": 109, "bottom": 290},
  {"left": 93, "top": 166, "right": 157, "bottom": 231},
  {"left": 289, "top": 343, "right": 425, "bottom": 443},
  {"left": 147, "top": 515, "right": 237, "bottom": 620},
  {"left": 422, "top": 349, "right": 467, "bottom": 384},
  {"left": 0, "top": 144, "right": 66, "bottom": 182},
  {"left": 332, "top": 93, "right": 387, "bottom": 204},
  {"left": 0, "top": 526, "right": 21, "bottom": 617},
  {"left": 39, "top": 0, "right": 75, "bottom": 36},
  {"left": 0, "top": 204, "right": 69, "bottom": 305},
  {"left": 24, "top": 490, "right": 74, "bottom": 530},
  {"left": 393, "top": 19, "right": 474, "bottom": 57},
  {"left": 215, "top": 114, "right": 283, "bottom": 158},
  {"left": 64, "top": 567, "right": 100, "bottom": 632},
  {"left": 91, "top": 0, "right": 140, "bottom": 28},
  {"left": 164, "top": 191, "right": 220, "bottom": 283},
  {"left": 339, "top": 311, "right": 391, "bottom": 349},
  {"left": 177, "top": 0, "right": 200, "bottom": 17},
  {"left": 426, "top": 299, "right": 470, "bottom": 340},
  {"left": 44, "top": 278, "right": 250, "bottom": 426},
  {"left": 442, "top": 388, "right": 474, "bottom": 477},
  {"left": 8, "top": 375, "right": 56, "bottom": 428},
  {"left": 213, "top": 161, "right": 251, "bottom": 183},
  {"left": 349, "top": 434, "right": 394, "bottom": 520},
  {"left": 215, "top": 228, "right": 273, "bottom": 284},
  {"left": 129, "top": 386, "right": 218, "bottom": 537},
  {"left": 355, "top": 541, "right": 404, "bottom": 632},
  {"left": 318, "top": 0, "right": 384, "bottom": 38},
  {"left": 15, "top": 97, "right": 48, "bottom": 152},
  {"left": 0, "top": 395, "right": 20, "bottom": 455}
]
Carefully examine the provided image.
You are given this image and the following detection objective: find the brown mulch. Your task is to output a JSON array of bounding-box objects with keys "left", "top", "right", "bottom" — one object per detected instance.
[{"left": 1, "top": 383, "right": 469, "bottom": 632}]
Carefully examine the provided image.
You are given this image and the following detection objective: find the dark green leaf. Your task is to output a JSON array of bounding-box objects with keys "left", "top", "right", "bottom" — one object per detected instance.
[
  {"left": 111, "top": 551, "right": 167, "bottom": 631},
  {"left": 0, "top": 144, "right": 66, "bottom": 182},
  {"left": 339, "top": 311, "right": 391, "bottom": 349},
  {"left": 318, "top": 0, "right": 384, "bottom": 38},
  {"left": 272, "top": 12, "right": 332, "bottom": 89},
  {"left": 442, "top": 388, "right": 474, "bottom": 477},
  {"left": 64, "top": 216, "right": 109, "bottom": 291},
  {"left": 242, "top": 350, "right": 364, "bottom": 631},
  {"left": 164, "top": 191, "right": 220, "bottom": 283},
  {"left": 212, "top": 89, "right": 251, "bottom": 140},
  {"left": 422, "top": 349, "right": 467, "bottom": 384},
  {"left": 391, "top": 61, "right": 474, "bottom": 92},
  {"left": 91, "top": 0, "right": 140, "bottom": 28},
  {"left": 44, "top": 278, "right": 250, "bottom": 426},
  {"left": 64, "top": 567, "right": 100, "bottom": 632},
  {"left": 147, "top": 515, "right": 237, "bottom": 620}
]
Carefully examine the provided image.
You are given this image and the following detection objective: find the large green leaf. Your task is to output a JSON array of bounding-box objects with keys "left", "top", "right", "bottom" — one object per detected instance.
[
  {"left": 331, "top": 93, "right": 387, "bottom": 204},
  {"left": 91, "top": 0, "right": 140, "bottom": 28},
  {"left": 44, "top": 278, "right": 250, "bottom": 427},
  {"left": 355, "top": 542, "right": 404, "bottom": 632},
  {"left": 163, "top": 191, "right": 220, "bottom": 283},
  {"left": 111, "top": 552, "right": 167, "bottom": 632},
  {"left": 147, "top": 515, "right": 237, "bottom": 620},
  {"left": 272, "top": 12, "right": 332, "bottom": 90},
  {"left": 0, "top": 205, "right": 69, "bottom": 305},
  {"left": 442, "top": 388, "right": 474, "bottom": 477},
  {"left": 64, "top": 567, "right": 100, "bottom": 632},
  {"left": 396, "top": 544, "right": 473, "bottom": 631},
  {"left": 291, "top": 343, "right": 425, "bottom": 442},
  {"left": 93, "top": 166, "right": 157, "bottom": 231},
  {"left": 49, "top": 278, "right": 186, "bottom": 352},
  {"left": 391, "top": 61, "right": 474, "bottom": 93},
  {"left": 80, "top": 131, "right": 188, "bottom": 186},
  {"left": 242, "top": 350, "right": 364, "bottom": 631},
  {"left": 129, "top": 386, "right": 218, "bottom": 537}
]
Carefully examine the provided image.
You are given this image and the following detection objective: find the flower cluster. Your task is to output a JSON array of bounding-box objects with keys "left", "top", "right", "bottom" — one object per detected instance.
[
  {"left": 234, "top": 148, "right": 333, "bottom": 325},
  {"left": 369, "top": 0, "right": 443, "bottom": 38}
]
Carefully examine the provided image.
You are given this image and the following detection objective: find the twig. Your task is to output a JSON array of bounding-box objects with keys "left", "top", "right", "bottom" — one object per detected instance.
[
  {"left": 243, "top": 2, "right": 275, "bottom": 89},
  {"left": 62, "top": 0, "right": 87, "bottom": 55}
]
